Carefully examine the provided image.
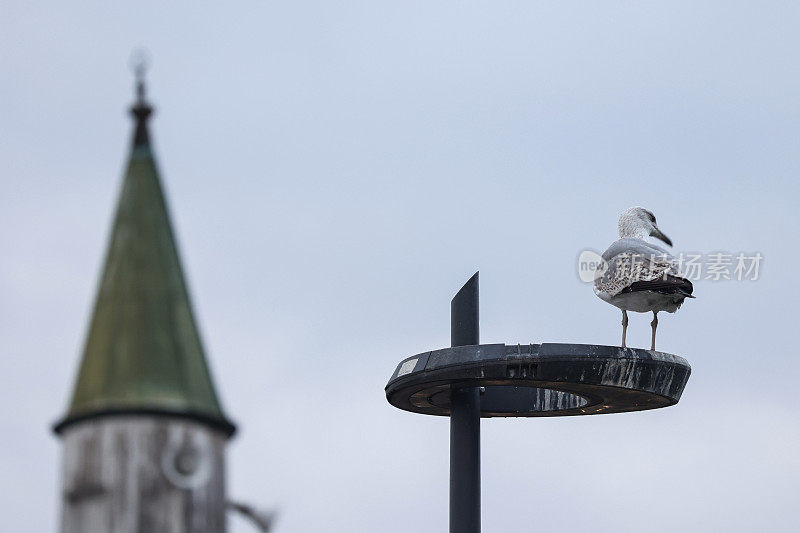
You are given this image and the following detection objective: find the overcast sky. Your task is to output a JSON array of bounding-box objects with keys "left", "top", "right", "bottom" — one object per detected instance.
[{"left": 3, "top": 2, "right": 800, "bottom": 532}]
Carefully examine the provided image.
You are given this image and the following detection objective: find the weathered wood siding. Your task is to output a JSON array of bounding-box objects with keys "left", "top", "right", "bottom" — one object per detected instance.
[{"left": 59, "top": 417, "right": 227, "bottom": 533}]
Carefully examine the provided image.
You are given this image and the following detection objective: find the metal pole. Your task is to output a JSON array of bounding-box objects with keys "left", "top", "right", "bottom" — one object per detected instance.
[{"left": 450, "top": 272, "right": 480, "bottom": 533}]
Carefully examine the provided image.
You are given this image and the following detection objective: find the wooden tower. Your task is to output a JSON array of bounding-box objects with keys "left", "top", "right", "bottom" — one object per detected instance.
[{"left": 53, "top": 67, "right": 236, "bottom": 532}]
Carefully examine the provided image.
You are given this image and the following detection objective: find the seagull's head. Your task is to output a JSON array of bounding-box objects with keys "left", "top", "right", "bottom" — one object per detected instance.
[{"left": 618, "top": 206, "right": 672, "bottom": 246}]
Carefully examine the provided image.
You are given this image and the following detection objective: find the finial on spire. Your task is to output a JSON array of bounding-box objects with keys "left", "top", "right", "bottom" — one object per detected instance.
[
  {"left": 128, "top": 49, "right": 153, "bottom": 147},
  {"left": 130, "top": 48, "right": 151, "bottom": 103}
]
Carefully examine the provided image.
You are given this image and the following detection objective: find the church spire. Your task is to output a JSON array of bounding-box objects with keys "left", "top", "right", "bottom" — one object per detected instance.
[{"left": 54, "top": 58, "right": 235, "bottom": 437}]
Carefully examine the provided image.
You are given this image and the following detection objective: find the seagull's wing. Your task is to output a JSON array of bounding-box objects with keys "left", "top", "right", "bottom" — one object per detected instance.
[
  {"left": 621, "top": 275, "right": 695, "bottom": 298},
  {"left": 594, "top": 238, "right": 681, "bottom": 297}
]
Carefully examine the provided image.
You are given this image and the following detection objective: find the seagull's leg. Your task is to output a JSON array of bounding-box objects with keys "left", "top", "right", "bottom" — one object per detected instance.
[
  {"left": 621, "top": 310, "right": 628, "bottom": 348},
  {"left": 650, "top": 311, "right": 659, "bottom": 351}
]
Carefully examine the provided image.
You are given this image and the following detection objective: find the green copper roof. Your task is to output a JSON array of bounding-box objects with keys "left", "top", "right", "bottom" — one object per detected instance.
[{"left": 55, "top": 84, "right": 235, "bottom": 436}]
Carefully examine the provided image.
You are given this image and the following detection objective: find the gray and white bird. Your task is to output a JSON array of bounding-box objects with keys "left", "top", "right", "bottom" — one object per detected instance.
[{"left": 593, "top": 207, "right": 694, "bottom": 350}]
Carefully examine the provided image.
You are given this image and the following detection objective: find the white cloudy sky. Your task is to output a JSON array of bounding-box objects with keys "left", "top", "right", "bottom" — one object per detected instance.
[{"left": 3, "top": 2, "right": 800, "bottom": 531}]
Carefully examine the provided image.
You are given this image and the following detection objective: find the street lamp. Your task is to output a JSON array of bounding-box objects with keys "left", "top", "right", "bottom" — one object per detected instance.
[{"left": 385, "top": 272, "right": 691, "bottom": 533}]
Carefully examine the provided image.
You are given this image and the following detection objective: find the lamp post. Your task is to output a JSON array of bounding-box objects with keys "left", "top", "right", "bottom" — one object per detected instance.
[
  {"left": 449, "top": 273, "right": 481, "bottom": 533},
  {"left": 386, "top": 272, "right": 692, "bottom": 533}
]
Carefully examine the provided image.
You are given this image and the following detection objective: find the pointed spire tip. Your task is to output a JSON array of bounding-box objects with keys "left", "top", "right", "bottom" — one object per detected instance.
[{"left": 128, "top": 49, "right": 153, "bottom": 147}]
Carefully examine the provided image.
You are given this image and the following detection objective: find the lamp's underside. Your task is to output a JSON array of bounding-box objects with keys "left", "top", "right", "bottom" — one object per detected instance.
[{"left": 386, "top": 343, "right": 691, "bottom": 417}]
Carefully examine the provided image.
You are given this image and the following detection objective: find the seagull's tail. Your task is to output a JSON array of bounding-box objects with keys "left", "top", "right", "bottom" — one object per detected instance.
[{"left": 677, "top": 287, "right": 695, "bottom": 298}]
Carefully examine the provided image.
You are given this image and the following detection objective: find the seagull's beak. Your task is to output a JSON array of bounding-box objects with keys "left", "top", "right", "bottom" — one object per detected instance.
[{"left": 650, "top": 226, "right": 673, "bottom": 247}]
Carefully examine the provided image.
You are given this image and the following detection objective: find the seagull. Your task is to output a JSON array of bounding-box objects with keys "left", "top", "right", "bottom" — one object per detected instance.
[{"left": 593, "top": 207, "right": 694, "bottom": 350}]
